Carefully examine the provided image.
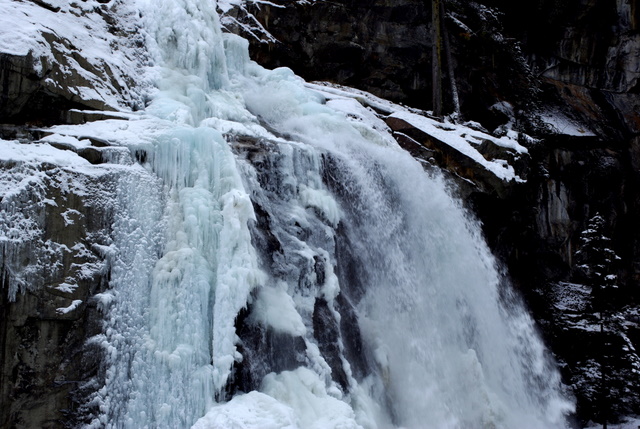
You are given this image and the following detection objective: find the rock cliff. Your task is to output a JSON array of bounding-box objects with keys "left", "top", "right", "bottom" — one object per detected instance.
[
  {"left": 0, "top": 1, "right": 146, "bottom": 427},
  {"left": 0, "top": 137, "right": 125, "bottom": 427}
]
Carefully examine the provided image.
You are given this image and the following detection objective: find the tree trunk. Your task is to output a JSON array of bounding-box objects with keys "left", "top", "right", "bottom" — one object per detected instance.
[
  {"left": 432, "top": 0, "right": 443, "bottom": 118},
  {"left": 441, "top": 1, "right": 460, "bottom": 120}
]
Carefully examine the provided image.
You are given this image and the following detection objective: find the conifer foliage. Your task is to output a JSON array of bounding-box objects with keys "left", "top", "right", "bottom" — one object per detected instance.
[{"left": 571, "top": 214, "right": 640, "bottom": 426}]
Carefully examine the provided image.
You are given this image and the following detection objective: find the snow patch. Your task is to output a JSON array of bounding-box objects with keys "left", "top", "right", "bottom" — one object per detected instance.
[
  {"left": 540, "top": 109, "right": 596, "bottom": 137},
  {"left": 0, "top": 139, "right": 91, "bottom": 167},
  {"left": 388, "top": 110, "right": 526, "bottom": 182},
  {"left": 52, "top": 282, "right": 78, "bottom": 293},
  {"left": 61, "top": 208, "right": 82, "bottom": 226},
  {"left": 0, "top": 0, "right": 145, "bottom": 109},
  {"left": 260, "top": 367, "right": 364, "bottom": 429},
  {"left": 56, "top": 299, "right": 83, "bottom": 314},
  {"left": 192, "top": 391, "right": 297, "bottom": 429},
  {"left": 249, "top": 283, "right": 307, "bottom": 336}
]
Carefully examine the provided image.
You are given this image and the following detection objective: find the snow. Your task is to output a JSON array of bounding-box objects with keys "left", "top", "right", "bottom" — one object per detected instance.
[
  {"left": 217, "top": 0, "right": 243, "bottom": 13},
  {"left": 324, "top": 97, "right": 397, "bottom": 147},
  {"left": 248, "top": 283, "right": 307, "bottom": 336},
  {"left": 192, "top": 391, "right": 298, "bottom": 429},
  {"left": 56, "top": 299, "right": 83, "bottom": 314},
  {"left": 584, "top": 417, "right": 640, "bottom": 429},
  {"left": 0, "top": 139, "right": 91, "bottom": 167},
  {"left": 260, "top": 368, "right": 364, "bottom": 429},
  {"left": 306, "top": 82, "right": 528, "bottom": 183},
  {"left": 0, "top": 0, "right": 145, "bottom": 109},
  {"left": 540, "top": 109, "right": 596, "bottom": 137},
  {"left": 52, "top": 282, "right": 79, "bottom": 293},
  {"left": 305, "top": 81, "right": 406, "bottom": 115},
  {"left": 39, "top": 134, "right": 92, "bottom": 150},
  {"left": 93, "top": 292, "right": 116, "bottom": 313},
  {"left": 61, "top": 208, "right": 82, "bottom": 226},
  {"left": 388, "top": 110, "right": 526, "bottom": 182},
  {"left": 49, "top": 116, "right": 165, "bottom": 150}
]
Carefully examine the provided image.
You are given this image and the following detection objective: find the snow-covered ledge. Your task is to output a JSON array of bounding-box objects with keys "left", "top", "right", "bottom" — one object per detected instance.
[{"left": 306, "top": 81, "right": 530, "bottom": 198}]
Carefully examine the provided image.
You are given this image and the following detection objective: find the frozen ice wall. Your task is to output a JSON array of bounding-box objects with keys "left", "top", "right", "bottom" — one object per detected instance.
[
  {"left": 85, "top": 0, "right": 575, "bottom": 428},
  {"left": 87, "top": 1, "right": 264, "bottom": 427}
]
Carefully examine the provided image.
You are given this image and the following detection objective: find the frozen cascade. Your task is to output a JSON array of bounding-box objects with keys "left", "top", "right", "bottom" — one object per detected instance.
[
  {"left": 89, "top": 0, "right": 575, "bottom": 428},
  {"left": 90, "top": 1, "right": 265, "bottom": 427}
]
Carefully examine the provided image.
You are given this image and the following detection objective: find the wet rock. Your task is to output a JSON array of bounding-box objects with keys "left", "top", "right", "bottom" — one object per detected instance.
[
  {"left": 230, "top": 305, "right": 307, "bottom": 397},
  {"left": 312, "top": 298, "right": 349, "bottom": 391}
]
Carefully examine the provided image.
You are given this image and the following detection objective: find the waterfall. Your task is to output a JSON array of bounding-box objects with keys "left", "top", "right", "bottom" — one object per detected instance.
[{"left": 89, "top": 0, "right": 574, "bottom": 427}]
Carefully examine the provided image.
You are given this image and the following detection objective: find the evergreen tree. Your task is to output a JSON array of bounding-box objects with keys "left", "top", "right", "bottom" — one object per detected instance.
[
  {"left": 574, "top": 214, "right": 623, "bottom": 428},
  {"left": 575, "top": 214, "right": 620, "bottom": 309}
]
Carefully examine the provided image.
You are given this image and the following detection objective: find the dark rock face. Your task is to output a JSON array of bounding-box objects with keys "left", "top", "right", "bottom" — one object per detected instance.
[
  {"left": 467, "top": 134, "right": 640, "bottom": 423},
  {"left": 486, "top": 0, "right": 640, "bottom": 141},
  {"left": 0, "top": 157, "right": 116, "bottom": 428},
  {"left": 1, "top": 50, "right": 106, "bottom": 125},
  {"left": 474, "top": 2, "right": 640, "bottom": 421},
  {"left": 227, "top": 0, "right": 431, "bottom": 107},
  {"left": 231, "top": 0, "right": 638, "bottom": 140},
  {"left": 226, "top": 0, "right": 539, "bottom": 128}
]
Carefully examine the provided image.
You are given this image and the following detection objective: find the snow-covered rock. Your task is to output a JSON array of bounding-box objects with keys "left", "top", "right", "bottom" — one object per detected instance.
[{"left": 0, "top": 0, "right": 146, "bottom": 124}]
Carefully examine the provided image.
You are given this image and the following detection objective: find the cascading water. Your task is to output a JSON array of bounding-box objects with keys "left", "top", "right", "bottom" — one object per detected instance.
[{"left": 89, "top": 0, "right": 575, "bottom": 427}]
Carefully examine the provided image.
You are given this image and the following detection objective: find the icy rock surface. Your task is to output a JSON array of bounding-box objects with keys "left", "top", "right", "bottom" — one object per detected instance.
[{"left": 0, "top": 139, "right": 136, "bottom": 427}]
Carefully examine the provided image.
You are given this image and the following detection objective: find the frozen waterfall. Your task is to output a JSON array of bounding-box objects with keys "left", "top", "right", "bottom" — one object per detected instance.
[{"left": 88, "top": 0, "right": 575, "bottom": 428}]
